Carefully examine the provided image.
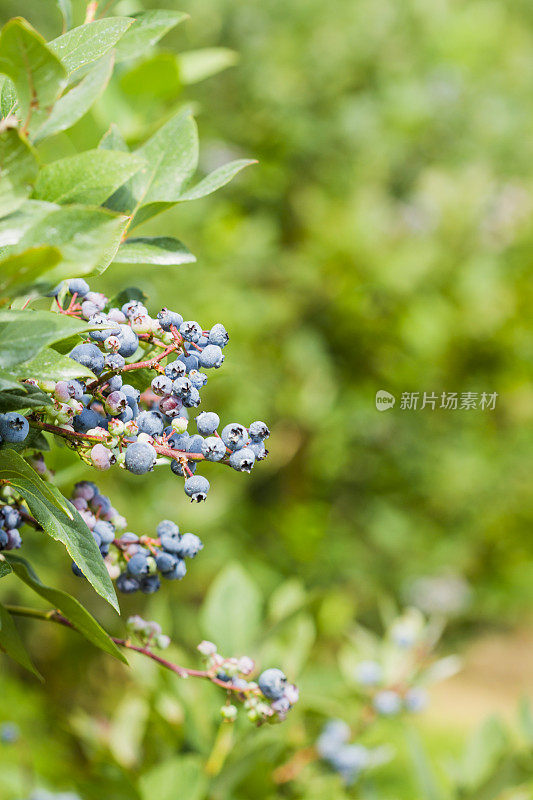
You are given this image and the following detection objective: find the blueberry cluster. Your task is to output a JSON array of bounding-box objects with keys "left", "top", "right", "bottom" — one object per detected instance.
[
  {"left": 0, "top": 500, "right": 24, "bottom": 551},
  {"left": 18, "top": 281, "right": 270, "bottom": 503},
  {"left": 354, "top": 657, "right": 428, "bottom": 717},
  {"left": 197, "top": 641, "right": 299, "bottom": 724},
  {"left": 317, "top": 720, "right": 371, "bottom": 784},
  {"left": 70, "top": 482, "right": 202, "bottom": 594},
  {"left": 125, "top": 615, "right": 171, "bottom": 650}
]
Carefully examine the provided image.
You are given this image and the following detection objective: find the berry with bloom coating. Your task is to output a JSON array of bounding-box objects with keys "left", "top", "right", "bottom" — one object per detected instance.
[
  {"left": 90, "top": 443, "right": 114, "bottom": 470},
  {"left": 229, "top": 447, "right": 255, "bottom": 473},
  {"left": 201, "top": 436, "right": 226, "bottom": 461},
  {"left": 164, "top": 559, "right": 187, "bottom": 580},
  {"left": 115, "top": 324, "right": 139, "bottom": 357},
  {"left": 127, "top": 552, "right": 150, "bottom": 577},
  {"left": 198, "top": 344, "right": 224, "bottom": 369},
  {"left": 116, "top": 573, "right": 140, "bottom": 593},
  {"left": 137, "top": 410, "right": 164, "bottom": 436},
  {"left": 125, "top": 441, "right": 156, "bottom": 474},
  {"left": 151, "top": 375, "right": 173, "bottom": 396},
  {"left": 68, "top": 278, "right": 89, "bottom": 296},
  {"left": 355, "top": 660, "right": 382, "bottom": 686},
  {"left": 208, "top": 323, "right": 229, "bottom": 348},
  {"left": 69, "top": 343, "right": 105, "bottom": 374},
  {"left": 179, "top": 320, "right": 202, "bottom": 342},
  {"left": 221, "top": 423, "right": 248, "bottom": 451},
  {"left": 0, "top": 413, "right": 29, "bottom": 443},
  {"left": 174, "top": 532, "right": 203, "bottom": 558},
  {"left": 249, "top": 421, "right": 270, "bottom": 442},
  {"left": 104, "top": 391, "right": 127, "bottom": 416},
  {"left": 184, "top": 475, "right": 210, "bottom": 502},
  {"left": 258, "top": 668, "right": 287, "bottom": 700},
  {"left": 196, "top": 412, "right": 220, "bottom": 435},
  {"left": 157, "top": 519, "right": 179, "bottom": 538}
]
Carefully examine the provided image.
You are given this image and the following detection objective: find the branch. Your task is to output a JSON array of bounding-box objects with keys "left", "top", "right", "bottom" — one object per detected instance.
[{"left": 4, "top": 605, "right": 254, "bottom": 693}]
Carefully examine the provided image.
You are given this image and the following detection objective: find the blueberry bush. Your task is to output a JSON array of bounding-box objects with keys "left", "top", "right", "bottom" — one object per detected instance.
[
  {"left": 0, "top": 3, "right": 298, "bottom": 739},
  {"left": 3, "top": 1, "right": 533, "bottom": 798}
]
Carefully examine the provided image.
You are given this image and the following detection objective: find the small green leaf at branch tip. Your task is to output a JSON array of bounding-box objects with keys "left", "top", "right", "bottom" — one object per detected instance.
[
  {"left": 114, "top": 10, "right": 189, "bottom": 63},
  {"left": 179, "top": 159, "right": 257, "bottom": 202},
  {"left": 0, "top": 600, "right": 42, "bottom": 679},
  {"left": 5, "top": 555, "right": 126, "bottom": 662}
]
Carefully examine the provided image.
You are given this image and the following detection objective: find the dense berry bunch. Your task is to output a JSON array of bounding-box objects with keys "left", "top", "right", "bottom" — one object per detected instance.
[
  {"left": 316, "top": 721, "right": 389, "bottom": 785},
  {"left": 197, "top": 641, "right": 299, "bottom": 724},
  {"left": 12, "top": 282, "right": 270, "bottom": 503},
  {"left": 70, "top": 483, "right": 202, "bottom": 594},
  {"left": 0, "top": 495, "right": 25, "bottom": 551}
]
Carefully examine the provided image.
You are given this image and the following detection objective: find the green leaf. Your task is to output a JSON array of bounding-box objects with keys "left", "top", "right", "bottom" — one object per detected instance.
[
  {"left": 119, "top": 52, "right": 181, "bottom": 100},
  {"left": 11, "top": 204, "right": 128, "bottom": 278},
  {"left": 113, "top": 236, "right": 195, "bottom": 266},
  {"left": 0, "top": 385, "right": 51, "bottom": 413},
  {"left": 179, "top": 48, "right": 238, "bottom": 85},
  {"left": 0, "top": 370, "right": 22, "bottom": 390},
  {"left": 34, "top": 52, "right": 114, "bottom": 143},
  {"left": 0, "top": 600, "right": 42, "bottom": 678},
  {"left": 139, "top": 755, "right": 208, "bottom": 800},
  {"left": 114, "top": 10, "right": 188, "bottom": 63},
  {"left": 179, "top": 159, "right": 256, "bottom": 202},
  {"left": 48, "top": 18, "right": 133, "bottom": 77},
  {"left": 55, "top": 0, "right": 72, "bottom": 33},
  {"left": 126, "top": 111, "right": 198, "bottom": 226},
  {"left": 201, "top": 563, "right": 261, "bottom": 654},
  {"left": 0, "top": 309, "right": 102, "bottom": 369},
  {"left": 0, "top": 18, "right": 66, "bottom": 128},
  {"left": 6, "top": 554, "right": 126, "bottom": 662},
  {"left": 0, "top": 246, "right": 62, "bottom": 298},
  {"left": 0, "top": 128, "right": 39, "bottom": 218},
  {"left": 99, "top": 122, "right": 128, "bottom": 152},
  {"left": 0, "top": 558, "right": 12, "bottom": 578},
  {"left": 0, "top": 76, "right": 17, "bottom": 118},
  {"left": 406, "top": 727, "right": 443, "bottom": 800},
  {"left": 9, "top": 347, "right": 95, "bottom": 381},
  {"left": 0, "top": 455, "right": 118, "bottom": 610},
  {"left": 34, "top": 149, "right": 145, "bottom": 206}
]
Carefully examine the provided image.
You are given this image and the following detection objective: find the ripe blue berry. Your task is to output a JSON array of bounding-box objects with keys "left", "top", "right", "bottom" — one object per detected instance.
[
  {"left": 163, "top": 559, "right": 187, "bottom": 580},
  {"left": 208, "top": 323, "right": 229, "bottom": 348},
  {"left": 179, "top": 321, "right": 202, "bottom": 342},
  {"left": 249, "top": 441, "right": 267, "bottom": 460},
  {"left": 198, "top": 344, "right": 224, "bottom": 369},
  {"left": 151, "top": 375, "right": 173, "bottom": 396},
  {"left": 177, "top": 353, "right": 199, "bottom": 373},
  {"left": 171, "top": 459, "right": 197, "bottom": 477},
  {"left": 258, "top": 668, "right": 287, "bottom": 700},
  {"left": 116, "top": 324, "right": 139, "bottom": 357},
  {"left": 373, "top": 690, "right": 401, "bottom": 716},
  {"left": 183, "top": 386, "right": 201, "bottom": 407},
  {"left": 127, "top": 552, "right": 150, "bottom": 576},
  {"left": 140, "top": 574, "right": 161, "bottom": 593},
  {"left": 229, "top": 447, "right": 255, "bottom": 472},
  {"left": 68, "top": 278, "right": 90, "bottom": 297},
  {"left": 195, "top": 412, "right": 219, "bottom": 435},
  {"left": 157, "top": 520, "right": 179, "bottom": 538},
  {"left": 93, "top": 519, "right": 115, "bottom": 545},
  {"left": 175, "top": 532, "right": 203, "bottom": 558},
  {"left": 221, "top": 423, "right": 248, "bottom": 451},
  {"left": 172, "top": 376, "right": 192, "bottom": 399},
  {"left": 184, "top": 475, "right": 210, "bottom": 502},
  {"left": 201, "top": 436, "right": 226, "bottom": 461},
  {"left": 125, "top": 441, "right": 157, "bottom": 474},
  {"left": 0, "top": 412, "right": 29, "bottom": 443},
  {"left": 117, "top": 573, "right": 140, "bottom": 593},
  {"left": 137, "top": 410, "right": 164, "bottom": 436},
  {"left": 189, "top": 370, "right": 207, "bottom": 389},
  {"left": 249, "top": 421, "right": 270, "bottom": 442},
  {"left": 69, "top": 343, "right": 105, "bottom": 375},
  {"left": 155, "top": 551, "right": 178, "bottom": 573},
  {"left": 164, "top": 360, "right": 187, "bottom": 380},
  {"left": 73, "top": 408, "right": 107, "bottom": 433},
  {"left": 157, "top": 308, "right": 184, "bottom": 331}
]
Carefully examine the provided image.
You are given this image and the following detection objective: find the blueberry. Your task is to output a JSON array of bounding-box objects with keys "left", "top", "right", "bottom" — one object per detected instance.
[
  {"left": 69, "top": 343, "right": 105, "bottom": 375},
  {"left": 186, "top": 434, "right": 204, "bottom": 454},
  {"left": 121, "top": 384, "right": 140, "bottom": 402},
  {"left": 0, "top": 412, "right": 29, "bottom": 443},
  {"left": 125, "top": 441, "right": 157, "bottom": 474},
  {"left": 93, "top": 520, "right": 115, "bottom": 545},
  {"left": 167, "top": 431, "right": 189, "bottom": 450},
  {"left": 198, "top": 344, "right": 224, "bottom": 369},
  {"left": 164, "top": 360, "right": 187, "bottom": 380},
  {"left": 355, "top": 660, "right": 382, "bottom": 686},
  {"left": 183, "top": 387, "right": 201, "bottom": 408},
  {"left": 249, "top": 421, "right": 270, "bottom": 442},
  {"left": 316, "top": 720, "right": 351, "bottom": 759},
  {"left": 177, "top": 354, "right": 199, "bottom": 373},
  {"left": 105, "top": 390, "right": 127, "bottom": 416},
  {"left": 201, "top": 436, "right": 226, "bottom": 461},
  {"left": 159, "top": 395, "right": 182, "bottom": 418},
  {"left": 155, "top": 551, "right": 178, "bottom": 573},
  {"left": 172, "top": 376, "right": 192, "bottom": 399},
  {"left": 174, "top": 532, "right": 203, "bottom": 558},
  {"left": 157, "top": 308, "right": 184, "bottom": 331},
  {"left": 163, "top": 559, "right": 187, "bottom": 580},
  {"left": 184, "top": 475, "right": 210, "bottom": 502},
  {"left": 106, "top": 374, "right": 123, "bottom": 392},
  {"left": 73, "top": 408, "right": 107, "bottom": 433},
  {"left": 116, "top": 324, "right": 139, "bottom": 358},
  {"left": 90, "top": 443, "right": 114, "bottom": 470},
  {"left": 404, "top": 687, "right": 428, "bottom": 713},
  {"left": 151, "top": 375, "right": 173, "bottom": 396},
  {"left": 221, "top": 423, "right": 248, "bottom": 451},
  {"left": 105, "top": 353, "right": 125, "bottom": 371},
  {"left": 92, "top": 494, "right": 112, "bottom": 515},
  {"left": 189, "top": 370, "right": 208, "bottom": 389},
  {"left": 140, "top": 574, "right": 161, "bottom": 593},
  {"left": 68, "top": 278, "right": 90, "bottom": 296},
  {"left": 160, "top": 532, "right": 181, "bottom": 553},
  {"left": 71, "top": 561, "right": 84, "bottom": 577},
  {"left": 195, "top": 412, "right": 219, "bottom": 436},
  {"left": 229, "top": 447, "right": 255, "bottom": 473},
  {"left": 208, "top": 323, "right": 229, "bottom": 348},
  {"left": 0, "top": 528, "right": 8, "bottom": 549},
  {"left": 88, "top": 313, "right": 120, "bottom": 342},
  {"left": 116, "top": 573, "right": 140, "bottom": 593},
  {"left": 249, "top": 441, "right": 267, "bottom": 460},
  {"left": 179, "top": 321, "right": 202, "bottom": 342},
  {"left": 170, "top": 459, "right": 197, "bottom": 477},
  {"left": 127, "top": 552, "right": 150, "bottom": 576},
  {"left": 258, "top": 668, "right": 287, "bottom": 700},
  {"left": 137, "top": 410, "right": 164, "bottom": 436},
  {"left": 121, "top": 300, "right": 147, "bottom": 318},
  {"left": 156, "top": 520, "right": 179, "bottom": 538},
  {"left": 1, "top": 506, "right": 21, "bottom": 529}
]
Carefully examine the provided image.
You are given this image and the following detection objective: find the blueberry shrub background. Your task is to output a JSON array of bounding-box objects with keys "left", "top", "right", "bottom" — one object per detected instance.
[{"left": 3, "top": 0, "right": 533, "bottom": 798}]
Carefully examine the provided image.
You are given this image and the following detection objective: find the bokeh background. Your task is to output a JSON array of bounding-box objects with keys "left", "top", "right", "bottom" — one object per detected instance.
[{"left": 3, "top": 0, "right": 533, "bottom": 797}]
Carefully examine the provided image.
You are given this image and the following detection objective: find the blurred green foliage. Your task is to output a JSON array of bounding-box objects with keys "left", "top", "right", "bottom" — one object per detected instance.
[{"left": 3, "top": 0, "right": 533, "bottom": 796}]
